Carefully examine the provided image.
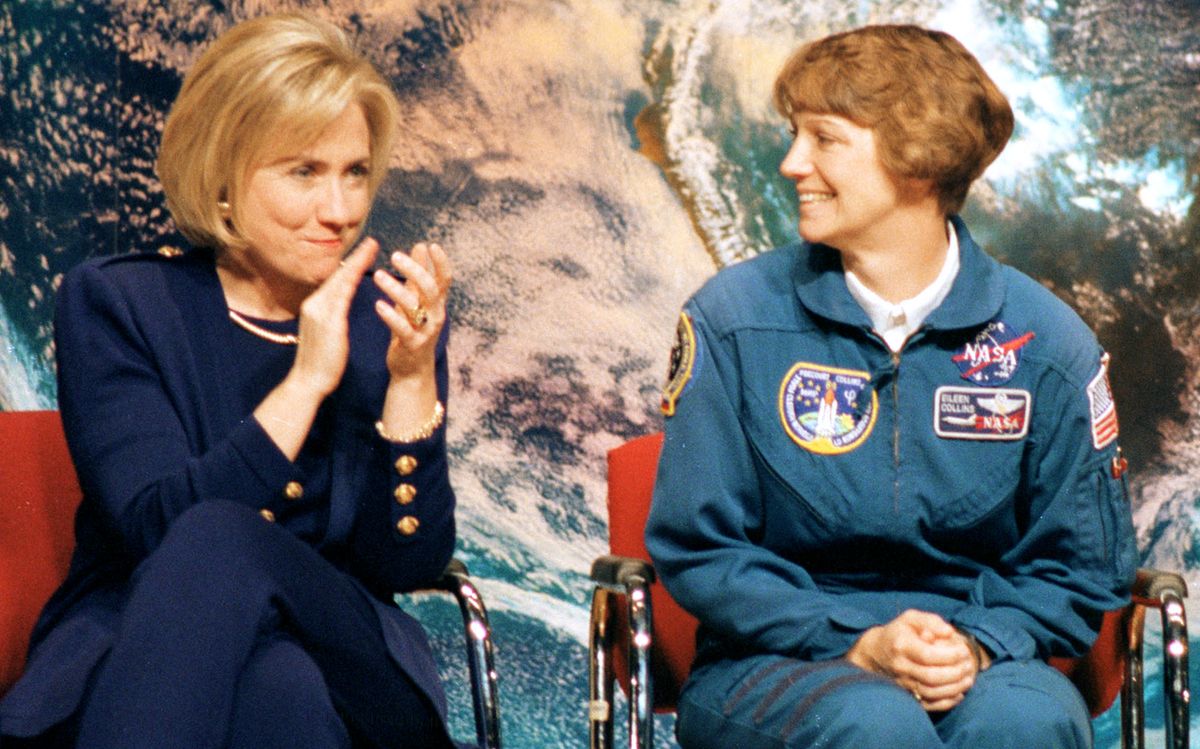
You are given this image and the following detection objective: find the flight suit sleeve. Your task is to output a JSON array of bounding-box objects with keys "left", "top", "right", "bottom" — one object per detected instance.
[
  {"left": 645, "top": 303, "right": 876, "bottom": 661},
  {"left": 950, "top": 354, "right": 1137, "bottom": 662}
]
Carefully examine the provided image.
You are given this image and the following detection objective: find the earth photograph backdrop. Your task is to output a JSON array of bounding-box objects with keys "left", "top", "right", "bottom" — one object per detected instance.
[{"left": 2, "top": 0, "right": 1198, "bottom": 745}]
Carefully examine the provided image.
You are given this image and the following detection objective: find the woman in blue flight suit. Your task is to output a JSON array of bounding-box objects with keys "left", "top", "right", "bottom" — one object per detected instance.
[
  {"left": 646, "top": 24, "right": 1136, "bottom": 749},
  {"left": 0, "top": 14, "right": 465, "bottom": 749}
]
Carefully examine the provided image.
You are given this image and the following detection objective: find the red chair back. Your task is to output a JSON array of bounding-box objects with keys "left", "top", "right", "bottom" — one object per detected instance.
[
  {"left": 605, "top": 432, "right": 696, "bottom": 711},
  {"left": 0, "top": 410, "right": 83, "bottom": 694},
  {"left": 605, "top": 432, "right": 1127, "bottom": 718}
]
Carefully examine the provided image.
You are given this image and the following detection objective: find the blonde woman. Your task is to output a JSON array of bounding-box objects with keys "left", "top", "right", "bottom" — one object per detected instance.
[{"left": 1, "top": 14, "right": 462, "bottom": 748}]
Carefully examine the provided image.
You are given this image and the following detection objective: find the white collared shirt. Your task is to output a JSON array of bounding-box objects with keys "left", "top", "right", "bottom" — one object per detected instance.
[{"left": 844, "top": 222, "right": 960, "bottom": 353}]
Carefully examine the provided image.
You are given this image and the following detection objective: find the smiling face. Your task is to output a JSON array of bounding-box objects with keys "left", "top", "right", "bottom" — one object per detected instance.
[
  {"left": 231, "top": 103, "right": 373, "bottom": 306},
  {"left": 779, "top": 111, "right": 929, "bottom": 254}
]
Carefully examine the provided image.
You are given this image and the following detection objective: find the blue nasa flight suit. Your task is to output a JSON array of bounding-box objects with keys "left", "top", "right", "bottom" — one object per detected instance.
[{"left": 645, "top": 217, "right": 1137, "bottom": 749}]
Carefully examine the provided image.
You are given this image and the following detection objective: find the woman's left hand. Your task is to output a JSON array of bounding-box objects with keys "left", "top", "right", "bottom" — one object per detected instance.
[{"left": 372, "top": 242, "right": 453, "bottom": 381}]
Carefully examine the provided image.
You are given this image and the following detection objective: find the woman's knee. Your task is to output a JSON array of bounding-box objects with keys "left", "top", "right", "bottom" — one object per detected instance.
[
  {"left": 140, "top": 501, "right": 274, "bottom": 583},
  {"left": 940, "top": 661, "right": 1090, "bottom": 749}
]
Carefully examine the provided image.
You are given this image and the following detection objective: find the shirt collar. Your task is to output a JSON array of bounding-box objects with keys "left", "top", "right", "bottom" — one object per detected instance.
[
  {"left": 793, "top": 215, "right": 1003, "bottom": 335},
  {"left": 844, "top": 221, "right": 960, "bottom": 351}
]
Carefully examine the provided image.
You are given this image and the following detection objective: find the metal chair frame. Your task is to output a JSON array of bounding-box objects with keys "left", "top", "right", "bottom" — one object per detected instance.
[
  {"left": 0, "top": 410, "right": 502, "bottom": 749},
  {"left": 591, "top": 556, "right": 1189, "bottom": 749},
  {"left": 435, "top": 559, "right": 503, "bottom": 749},
  {"left": 588, "top": 434, "right": 1190, "bottom": 749}
]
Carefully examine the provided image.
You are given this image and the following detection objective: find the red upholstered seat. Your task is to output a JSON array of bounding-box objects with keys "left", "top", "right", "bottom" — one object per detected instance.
[
  {"left": 589, "top": 432, "right": 1190, "bottom": 749},
  {"left": 0, "top": 409, "right": 505, "bottom": 747},
  {"left": 0, "top": 410, "right": 82, "bottom": 694}
]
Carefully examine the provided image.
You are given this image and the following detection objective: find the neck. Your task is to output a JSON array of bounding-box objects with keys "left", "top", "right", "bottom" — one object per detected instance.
[
  {"left": 839, "top": 215, "right": 949, "bottom": 304},
  {"left": 215, "top": 252, "right": 308, "bottom": 319}
]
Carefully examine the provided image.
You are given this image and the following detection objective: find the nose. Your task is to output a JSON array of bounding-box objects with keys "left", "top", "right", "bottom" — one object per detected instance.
[
  {"left": 779, "top": 135, "right": 813, "bottom": 180},
  {"left": 316, "top": 177, "right": 354, "bottom": 228}
]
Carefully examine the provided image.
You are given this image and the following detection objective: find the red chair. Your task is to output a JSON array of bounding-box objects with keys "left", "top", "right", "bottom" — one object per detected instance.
[
  {"left": 0, "top": 410, "right": 502, "bottom": 748},
  {"left": 589, "top": 432, "right": 1190, "bottom": 749}
]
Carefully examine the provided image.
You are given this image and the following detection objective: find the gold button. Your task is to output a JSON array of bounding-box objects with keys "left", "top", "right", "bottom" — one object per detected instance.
[
  {"left": 394, "top": 455, "right": 418, "bottom": 475},
  {"left": 259, "top": 509, "right": 276, "bottom": 522},
  {"left": 157, "top": 245, "right": 182, "bottom": 257},
  {"left": 394, "top": 483, "right": 417, "bottom": 505},
  {"left": 283, "top": 481, "right": 304, "bottom": 500},
  {"left": 396, "top": 516, "right": 420, "bottom": 535}
]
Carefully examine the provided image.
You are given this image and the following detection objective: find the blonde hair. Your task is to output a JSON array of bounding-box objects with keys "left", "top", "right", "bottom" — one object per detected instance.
[
  {"left": 773, "top": 25, "right": 1013, "bottom": 215},
  {"left": 157, "top": 13, "right": 400, "bottom": 251}
]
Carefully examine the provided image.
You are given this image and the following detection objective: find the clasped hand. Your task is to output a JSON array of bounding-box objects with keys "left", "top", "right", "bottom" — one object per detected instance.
[{"left": 846, "top": 609, "right": 988, "bottom": 712}]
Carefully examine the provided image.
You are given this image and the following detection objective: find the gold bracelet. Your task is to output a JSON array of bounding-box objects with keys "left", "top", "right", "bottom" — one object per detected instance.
[{"left": 375, "top": 401, "right": 445, "bottom": 444}]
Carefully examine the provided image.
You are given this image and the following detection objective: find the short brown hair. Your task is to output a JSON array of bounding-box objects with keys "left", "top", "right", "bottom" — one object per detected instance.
[
  {"left": 773, "top": 24, "right": 1013, "bottom": 215},
  {"left": 157, "top": 13, "right": 401, "bottom": 251}
]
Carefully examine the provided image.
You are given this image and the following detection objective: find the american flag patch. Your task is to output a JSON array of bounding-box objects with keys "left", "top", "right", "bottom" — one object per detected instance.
[{"left": 1086, "top": 355, "right": 1119, "bottom": 450}]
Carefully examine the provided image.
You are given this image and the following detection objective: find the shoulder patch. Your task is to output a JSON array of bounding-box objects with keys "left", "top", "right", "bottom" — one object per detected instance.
[
  {"left": 661, "top": 312, "right": 699, "bottom": 416},
  {"left": 778, "top": 362, "right": 877, "bottom": 454},
  {"left": 1087, "top": 353, "right": 1119, "bottom": 450},
  {"left": 952, "top": 320, "right": 1035, "bottom": 385}
]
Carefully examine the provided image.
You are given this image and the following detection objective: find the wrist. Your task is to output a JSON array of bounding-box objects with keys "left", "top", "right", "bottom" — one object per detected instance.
[
  {"left": 376, "top": 401, "right": 444, "bottom": 444},
  {"left": 956, "top": 628, "right": 990, "bottom": 672}
]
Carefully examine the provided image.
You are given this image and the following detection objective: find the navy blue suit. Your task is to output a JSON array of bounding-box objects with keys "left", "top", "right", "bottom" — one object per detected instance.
[{"left": 0, "top": 248, "right": 459, "bottom": 748}]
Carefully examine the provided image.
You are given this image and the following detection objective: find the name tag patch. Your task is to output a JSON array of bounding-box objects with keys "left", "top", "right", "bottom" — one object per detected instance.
[{"left": 934, "top": 386, "right": 1031, "bottom": 440}]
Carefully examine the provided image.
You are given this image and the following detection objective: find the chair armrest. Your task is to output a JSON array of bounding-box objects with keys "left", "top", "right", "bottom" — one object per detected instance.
[
  {"left": 422, "top": 558, "right": 502, "bottom": 749},
  {"left": 1131, "top": 567, "right": 1188, "bottom": 605},
  {"left": 590, "top": 554, "right": 656, "bottom": 591},
  {"left": 589, "top": 554, "right": 656, "bottom": 749}
]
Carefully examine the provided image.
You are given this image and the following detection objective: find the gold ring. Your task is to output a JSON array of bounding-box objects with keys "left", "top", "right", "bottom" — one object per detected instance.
[
  {"left": 408, "top": 305, "right": 429, "bottom": 328},
  {"left": 911, "top": 689, "right": 922, "bottom": 702}
]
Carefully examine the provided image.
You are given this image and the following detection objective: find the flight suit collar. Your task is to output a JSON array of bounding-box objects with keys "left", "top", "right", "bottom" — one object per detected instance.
[{"left": 792, "top": 215, "right": 1005, "bottom": 334}]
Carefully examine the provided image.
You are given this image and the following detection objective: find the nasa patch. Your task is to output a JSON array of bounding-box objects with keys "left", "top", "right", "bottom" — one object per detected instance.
[
  {"left": 661, "top": 312, "right": 699, "bottom": 416},
  {"left": 952, "top": 321, "right": 1035, "bottom": 385},
  {"left": 778, "top": 362, "right": 877, "bottom": 455},
  {"left": 934, "top": 386, "right": 1031, "bottom": 440},
  {"left": 1086, "top": 354, "right": 1119, "bottom": 450}
]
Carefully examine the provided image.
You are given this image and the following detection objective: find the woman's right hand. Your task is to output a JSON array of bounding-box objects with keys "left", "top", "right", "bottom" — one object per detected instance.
[
  {"left": 254, "top": 238, "right": 378, "bottom": 459},
  {"left": 846, "top": 609, "right": 979, "bottom": 711},
  {"left": 288, "top": 238, "right": 379, "bottom": 398}
]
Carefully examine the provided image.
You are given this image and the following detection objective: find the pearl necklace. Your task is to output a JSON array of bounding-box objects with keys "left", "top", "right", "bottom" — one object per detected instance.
[{"left": 227, "top": 309, "right": 299, "bottom": 345}]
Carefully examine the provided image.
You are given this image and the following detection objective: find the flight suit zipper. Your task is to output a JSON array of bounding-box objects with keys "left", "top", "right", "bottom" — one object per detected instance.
[{"left": 891, "top": 349, "right": 902, "bottom": 515}]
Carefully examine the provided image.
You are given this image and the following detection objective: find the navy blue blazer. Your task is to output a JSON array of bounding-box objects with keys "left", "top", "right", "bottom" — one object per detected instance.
[{"left": 0, "top": 248, "right": 457, "bottom": 736}]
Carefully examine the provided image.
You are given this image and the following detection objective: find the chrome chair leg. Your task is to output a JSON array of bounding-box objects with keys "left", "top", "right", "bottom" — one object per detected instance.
[
  {"left": 438, "top": 560, "right": 502, "bottom": 749},
  {"left": 590, "top": 586, "right": 616, "bottom": 749}
]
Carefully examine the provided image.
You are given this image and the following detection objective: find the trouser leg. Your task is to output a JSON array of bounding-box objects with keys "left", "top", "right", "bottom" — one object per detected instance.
[
  {"left": 676, "top": 654, "right": 944, "bottom": 749},
  {"left": 935, "top": 660, "right": 1092, "bottom": 749},
  {"left": 76, "top": 500, "right": 452, "bottom": 749},
  {"left": 226, "top": 634, "right": 351, "bottom": 749}
]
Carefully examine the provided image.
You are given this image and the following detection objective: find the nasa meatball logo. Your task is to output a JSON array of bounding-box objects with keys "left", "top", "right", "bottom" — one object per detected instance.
[
  {"left": 779, "top": 362, "right": 877, "bottom": 455},
  {"left": 952, "top": 321, "right": 1035, "bottom": 385}
]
